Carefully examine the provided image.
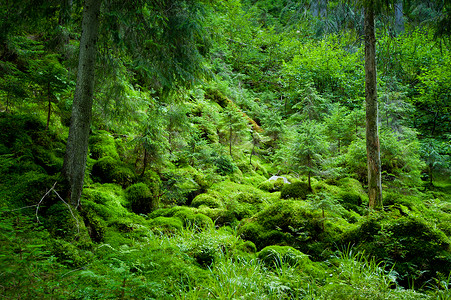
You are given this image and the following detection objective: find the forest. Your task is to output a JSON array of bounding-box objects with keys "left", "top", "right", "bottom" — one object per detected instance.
[{"left": 0, "top": 0, "right": 450, "bottom": 299}]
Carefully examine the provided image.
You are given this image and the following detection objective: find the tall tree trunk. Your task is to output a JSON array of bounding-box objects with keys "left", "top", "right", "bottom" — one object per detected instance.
[
  {"left": 62, "top": 0, "right": 101, "bottom": 207},
  {"left": 46, "top": 82, "right": 51, "bottom": 130},
  {"left": 229, "top": 124, "right": 233, "bottom": 157},
  {"left": 364, "top": 3, "right": 383, "bottom": 209},
  {"left": 394, "top": 1, "right": 404, "bottom": 34}
]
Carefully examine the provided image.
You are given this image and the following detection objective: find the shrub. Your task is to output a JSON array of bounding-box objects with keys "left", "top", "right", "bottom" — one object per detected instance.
[
  {"left": 191, "top": 194, "right": 223, "bottom": 208},
  {"left": 280, "top": 182, "right": 311, "bottom": 199},
  {"left": 125, "top": 183, "right": 159, "bottom": 214},
  {"left": 214, "top": 155, "right": 236, "bottom": 175}
]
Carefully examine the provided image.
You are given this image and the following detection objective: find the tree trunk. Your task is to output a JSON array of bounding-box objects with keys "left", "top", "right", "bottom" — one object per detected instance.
[
  {"left": 307, "top": 154, "right": 312, "bottom": 191},
  {"left": 394, "top": 1, "right": 404, "bottom": 34},
  {"left": 229, "top": 124, "right": 233, "bottom": 157},
  {"left": 62, "top": 0, "right": 101, "bottom": 207},
  {"left": 141, "top": 147, "right": 148, "bottom": 176},
  {"left": 46, "top": 82, "right": 51, "bottom": 130},
  {"left": 364, "top": 3, "right": 383, "bottom": 209}
]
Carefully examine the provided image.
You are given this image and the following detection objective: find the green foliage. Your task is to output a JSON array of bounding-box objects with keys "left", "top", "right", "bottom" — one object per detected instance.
[
  {"left": 125, "top": 183, "right": 159, "bottom": 214},
  {"left": 281, "top": 182, "right": 311, "bottom": 200}
]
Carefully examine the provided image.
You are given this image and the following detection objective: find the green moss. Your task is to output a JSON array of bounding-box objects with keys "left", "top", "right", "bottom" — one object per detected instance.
[
  {"left": 51, "top": 239, "right": 93, "bottom": 267},
  {"left": 338, "top": 192, "right": 363, "bottom": 213},
  {"left": 173, "top": 210, "right": 214, "bottom": 230},
  {"left": 43, "top": 202, "right": 91, "bottom": 243},
  {"left": 191, "top": 193, "right": 223, "bottom": 208},
  {"left": 258, "top": 245, "right": 308, "bottom": 267},
  {"left": 341, "top": 213, "right": 451, "bottom": 288},
  {"left": 148, "top": 216, "right": 183, "bottom": 233},
  {"left": 280, "top": 182, "right": 311, "bottom": 200},
  {"left": 89, "top": 130, "right": 119, "bottom": 160},
  {"left": 236, "top": 240, "right": 257, "bottom": 254},
  {"left": 80, "top": 202, "right": 107, "bottom": 242},
  {"left": 258, "top": 178, "right": 285, "bottom": 192},
  {"left": 197, "top": 206, "right": 237, "bottom": 227},
  {"left": 91, "top": 156, "right": 135, "bottom": 187},
  {"left": 125, "top": 183, "right": 159, "bottom": 214}
]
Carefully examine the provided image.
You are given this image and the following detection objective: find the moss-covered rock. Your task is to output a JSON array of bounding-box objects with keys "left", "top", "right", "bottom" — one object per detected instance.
[
  {"left": 197, "top": 206, "right": 237, "bottom": 227},
  {"left": 125, "top": 183, "right": 159, "bottom": 214},
  {"left": 280, "top": 182, "right": 311, "bottom": 200},
  {"left": 341, "top": 213, "right": 451, "bottom": 288},
  {"left": 89, "top": 130, "right": 119, "bottom": 160},
  {"left": 43, "top": 202, "right": 91, "bottom": 243},
  {"left": 258, "top": 245, "right": 308, "bottom": 267},
  {"left": 91, "top": 156, "right": 135, "bottom": 187},
  {"left": 338, "top": 192, "right": 363, "bottom": 213},
  {"left": 148, "top": 216, "right": 183, "bottom": 233},
  {"left": 258, "top": 178, "right": 285, "bottom": 192},
  {"left": 238, "top": 200, "right": 344, "bottom": 259},
  {"left": 191, "top": 193, "right": 223, "bottom": 208},
  {"left": 173, "top": 210, "right": 214, "bottom": 230}
]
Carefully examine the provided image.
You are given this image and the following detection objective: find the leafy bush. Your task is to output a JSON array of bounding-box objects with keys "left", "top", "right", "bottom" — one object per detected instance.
[
  {"left": 214, "top": 155, "right": 236, "bottom": 175},
  {"left": 125, "top": 183, "right": 159, "bottom": 214},
  {"left": 280, "top": 182, "right": 311, "bottom": 199}
]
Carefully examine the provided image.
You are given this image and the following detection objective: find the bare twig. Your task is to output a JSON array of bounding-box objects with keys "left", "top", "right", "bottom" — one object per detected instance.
[{"left": 36, "top": 182, "right": 58, "bottom": 223}]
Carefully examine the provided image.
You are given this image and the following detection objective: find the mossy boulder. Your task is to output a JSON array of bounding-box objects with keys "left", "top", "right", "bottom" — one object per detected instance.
[
  {"left": 258, "top": 245, "right": 308, "bottom": 267},
  {"left": 51, "top": 239, "right": 94, "bottom": 267},
  {"left": 342, "top": 214, "right": 451, "bottom": 288},
  {"left": 238, "top": 200, "right": 342, "bottom": 258},
  {"left": 197, "top": 206, "right": 237, "bottom": 227},
  {"left": 338, "top": 192, "right": 363, "bottom": 213},
  {"left": 148, "top": 216, "right": 183, "bottom": 233},
  {"left": 43, "top": 202, "right": 91, "bottom": 243},
  {"left": 125, "top": 183, "right": 159, "bottom": 214},
  {"left": 258, "top": 178, "right": 285, "bottom": 192},
  {"left": 281, "top": 182, "right": 311, "bottom": 200},
  {"left": 89, "top": 130, "right": 119, "bottom": 160},
  {"left": 191, "top": 193, "right": 223, "bottom": 209},
  {"left": 173, "top": 210, "right": 214, "bottom": 230},
  {"left": 91, "top": 156, "right": 135, "bottom": 187}
]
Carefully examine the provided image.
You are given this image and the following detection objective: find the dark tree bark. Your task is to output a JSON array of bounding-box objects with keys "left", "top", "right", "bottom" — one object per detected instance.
[
  {"left": 62, "top": 0, "right": 101, "bottom": 206},
  {"left": 364, "top": 2, "right": 383, "bottom": 209},
  {"left": 394, "top": 0, "right": 404, "bottom": 34}
]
